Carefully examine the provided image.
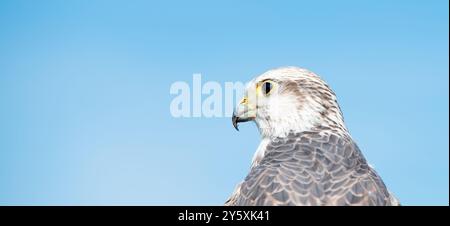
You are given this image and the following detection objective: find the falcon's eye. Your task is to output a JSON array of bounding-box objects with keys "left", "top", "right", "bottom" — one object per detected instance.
[{"left": 261, "top": 81, "right": 273, "bottom": 96}]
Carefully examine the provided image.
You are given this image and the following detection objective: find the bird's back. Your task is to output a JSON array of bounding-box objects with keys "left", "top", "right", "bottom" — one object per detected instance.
[{"left": 225, "top": 129, "right": 399, "bottom": 206}]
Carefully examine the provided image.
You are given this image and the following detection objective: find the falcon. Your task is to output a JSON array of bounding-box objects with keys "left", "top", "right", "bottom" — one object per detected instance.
[{"left": 226, "top": 66, "right": 399, "bottom": 206}]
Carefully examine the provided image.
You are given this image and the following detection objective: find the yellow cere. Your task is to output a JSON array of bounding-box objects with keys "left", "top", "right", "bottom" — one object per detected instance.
[{"left": 240, "top": 97, "right": 248, "bottom": 105}]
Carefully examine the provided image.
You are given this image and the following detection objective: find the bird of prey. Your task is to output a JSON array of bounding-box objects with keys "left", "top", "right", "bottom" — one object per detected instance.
[{"left": 226, "top": 67, "right": 399, "bottom": 206}]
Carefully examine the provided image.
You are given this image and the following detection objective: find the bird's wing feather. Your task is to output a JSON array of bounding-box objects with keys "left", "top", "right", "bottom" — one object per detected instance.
[{"left": 225, "top": 132, "right": 397, "bottom": 206}]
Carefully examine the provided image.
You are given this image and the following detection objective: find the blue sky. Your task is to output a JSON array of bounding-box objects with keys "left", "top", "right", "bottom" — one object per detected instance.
[{"left": 0, "top": 0, "right": 448, "bottom": 205}]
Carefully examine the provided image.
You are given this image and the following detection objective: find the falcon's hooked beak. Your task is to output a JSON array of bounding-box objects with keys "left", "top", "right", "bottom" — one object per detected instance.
[{"left": 232, "top": 96, "right": 256, "bottom": 131}]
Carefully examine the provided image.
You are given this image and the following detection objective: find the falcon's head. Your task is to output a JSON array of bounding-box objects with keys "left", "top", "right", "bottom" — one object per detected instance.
[{"left": 232, "top": 66, "right": 348, "bottom": 138}]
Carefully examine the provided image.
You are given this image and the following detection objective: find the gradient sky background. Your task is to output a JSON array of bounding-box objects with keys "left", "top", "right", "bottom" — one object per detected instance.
[{"left": 0, "top": 0, "right": 448, "bottom": 205}]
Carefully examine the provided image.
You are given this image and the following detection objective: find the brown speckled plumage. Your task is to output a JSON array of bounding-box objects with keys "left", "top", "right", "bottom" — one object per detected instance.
[{"left": 227, "top": 67, "right": 399, "bottom": 206}]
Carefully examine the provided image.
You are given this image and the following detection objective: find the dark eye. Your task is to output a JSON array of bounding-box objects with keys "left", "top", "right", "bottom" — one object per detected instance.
[{"left": 261, "top": 81, "right": 273, "bottom": 96}]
